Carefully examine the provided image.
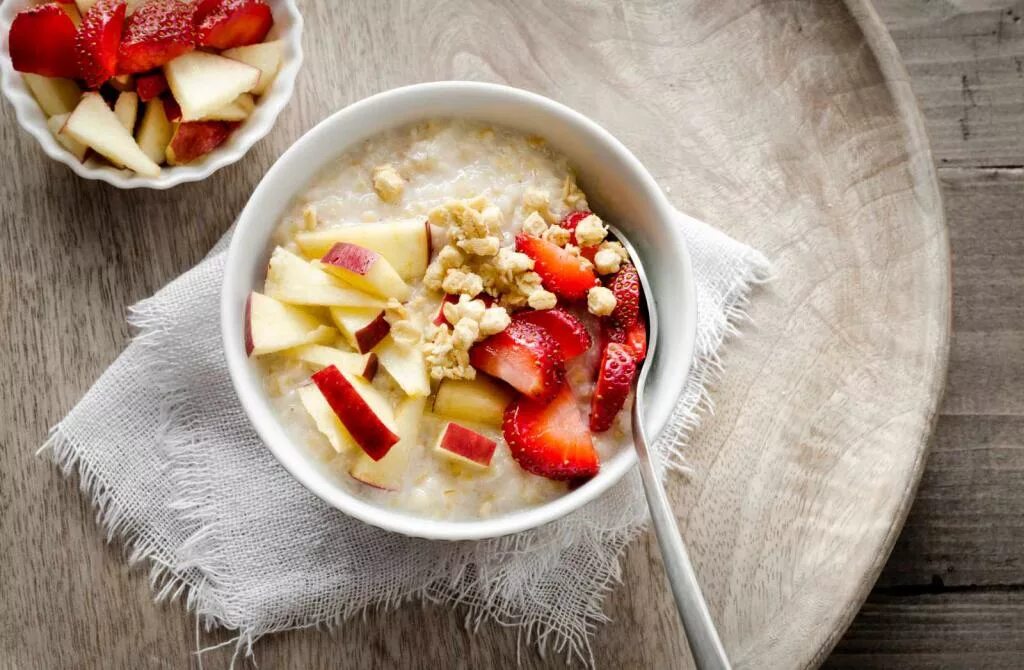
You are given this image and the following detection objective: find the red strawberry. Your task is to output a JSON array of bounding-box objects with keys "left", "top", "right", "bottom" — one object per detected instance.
[
  {"left": 515, "top": 234, "right": 598, "bottom": 301},
  {"left": 559, "top": 210, "right": 599, "bottom": 260},
  {"left": 504, "top": 385, "right": 599, "bottom": 481},
  {"left": 117, "top": 0, "right": 195, "bottom": 74},
  {"left": 606, "top": 264, "right": 641, "bottom": 327},
  {"left": 601, "top": 318, "right": 648, "bottom": 362},
  {"left": 166, "top": 120, "right": 239, "bottom": 165},
  {"left": 195, "top": 0, "right": 272, "bottom": 49},
  {"left": 136, "top": 71, "right": 169, "bottom": 101},
  {"left": 469, "top": 321, "right": 564, "bottom": 400},
  {"left": 76, "top": 0, "right": 127, "bottom": 88},
  {"left": 512, "top": 308, "right": 592, "bottom": 360},
  {"left": 9, "top": 3, "right": 79, "bottom": 78},
  {"left": 589, "top": 343, "right": 637, "bottom": 431}
]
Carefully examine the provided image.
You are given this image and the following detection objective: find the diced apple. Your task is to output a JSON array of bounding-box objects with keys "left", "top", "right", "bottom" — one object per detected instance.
[
  {"left": 310, "top": 365, "right": 400, "bottom": 461},
  {"left": 297, "top": 384, "right": 358, "bottom": 454},
  {"left": 74, "top": 0, "right": 98, "bottom": 16},
  {"left": 433, "top": 422, "right": 497, "bottom": 469},
  {"left": 284, "top": 344, "right": 378, "bottom": 380},
  {"left": 136, "top": 98, "right": 172, "bottom": 165},
  {"left": 164, "top": 51, "right": 260, "bottom": 122},
  {"left": 221, "top": 40, "right": 284, "bottom": 96},
  {"left": 166, "top": 120, "right": 237, "bottom": 165},
  {"left": 202, "top": 93, "right": 254, "bottom": 121},
  {"left": 114, "top": 91, "right": 139, "bottom": 132},
  {"left": 350, "top": 396, "right": 426, "bottom": 490},
  {"left": 244, "top": 291, "right": 336, "bottom": 356},
  {"left": 47, "top": 113, "right": 87, "bottom": 161},
  {"left": 328, "top": 306, "right": 391, "bottom": 353},
  {"left": 23, "top": 73, "right": 80, "bottom": 117},
  {"left": 110, "top": 74, "right": 134, "bottom": 91},
  {"left": 432, "top": 377, "right": 514, "bottom": 427},
  {"left": 62, "top": 92, "right": 161, "bottom": 177},
  {"left": 60, "top": 2, "right": 83, "bottom": 27},
  {"left": 375, "top": 336, "right": 429, "bottom": 397},
  {"left": 295, "top": 219, "right": 431, "bottom": 281},
  {"left": 264, "top": 246, "right": 386, "bottom": 309},
  {"left": 319, "top": 243, "right": 411, "bottom": 300}
]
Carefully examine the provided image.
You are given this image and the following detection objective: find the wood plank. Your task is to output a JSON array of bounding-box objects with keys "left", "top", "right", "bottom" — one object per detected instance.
[
  {"left": 874, "top": 1, "right": 1024, "bottom": 167},
  {"left": 826, "top": 589, "right": 1024, "bottom": 668}
]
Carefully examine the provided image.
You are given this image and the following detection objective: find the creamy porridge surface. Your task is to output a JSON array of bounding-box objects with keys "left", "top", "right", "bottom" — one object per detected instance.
[{"left": 255, "top": 120, "right": 636, "bottom": 520}]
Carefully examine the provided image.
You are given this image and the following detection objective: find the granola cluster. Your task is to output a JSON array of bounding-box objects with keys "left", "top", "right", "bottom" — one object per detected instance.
[{"left": 422, "top": 295, "right": 511, "bottom": 380}]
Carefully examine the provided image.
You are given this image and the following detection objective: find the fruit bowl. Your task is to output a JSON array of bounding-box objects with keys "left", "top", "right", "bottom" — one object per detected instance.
[
  {"left": 222, "top": 82, "right": 697, "bottom": 540},
  {"left": 0, "top": 0, "right": 303, "bottom": 189}
]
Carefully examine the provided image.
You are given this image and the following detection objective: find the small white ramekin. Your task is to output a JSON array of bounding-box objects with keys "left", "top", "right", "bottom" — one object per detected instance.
[
  {"left": 222, "top": 82, "right": 697, "bottom": 541},
  {"left": 0, "top": 0, "right": 303, "bottom": 189}
]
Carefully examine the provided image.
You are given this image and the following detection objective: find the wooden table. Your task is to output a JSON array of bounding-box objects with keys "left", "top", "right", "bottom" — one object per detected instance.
[{"left": 0, "top": 1, "right": 1020, "bottom": 668}]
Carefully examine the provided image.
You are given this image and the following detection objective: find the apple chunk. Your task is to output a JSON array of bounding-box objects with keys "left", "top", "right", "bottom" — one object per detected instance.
[
  {"left": 166, "top": 120, "right": 238, "bottom": 166},
  {"left": 221, "top": 40, "right": 284, "bottom": 95},
  {"left": 297, "top": 384, "right": 358, "bottom": 454},
  {"left": 114, "top": 91, "right": 139, "bottom": 132},
  {"left": 349, "top": 396, "right": 426, "bottom": 490},
  {"left": 375, "top": 336, "right": 429, "bottom": 397},
  {"left": 265, "top": 246, "right": 385, "bottom": 309},
  {"left": 434, "top": 422, "right": 497, "bottom": 469},
  {"left": 23, "top": 73, "right": 80, "bottom": 117},
  {"left": 164, "top": 51, "right": 260, "bottom": 122},
  {"left": 284, "top": 344, "right": 378, "bottom": 380},
  {"left": 136, "top": 98, "right": 172, "bottom": 165},
  {"left": 202, "top": 93, "right": 254, "bottom": 121},
  {"left": 329, "top": 306, "right": 390, "bottom": 353},
  {"left": 319, "top": 243, "right": 411, "bottom": 300},
  {"left": 244, "top": 291, "right": 336, "bottom": 356},
  {"left": 47, "top": 114, "right": 87, "bottom": 161},
  {"left": 296, "top": 219, "right": 431, "bottom": 281},
  {"left": 311, "top": 365, "right": 400, "bottom": 461},
  {"left": 432, "top": 377, "right": 514, "bottom": 427},
  {"left": 62, "top": 92, "right": 161, "bottom": 177}
]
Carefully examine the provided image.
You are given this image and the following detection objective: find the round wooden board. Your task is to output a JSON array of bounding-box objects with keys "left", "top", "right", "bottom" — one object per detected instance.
[{"left": 0, "top": 0, "right": 949, "bottom": 668}]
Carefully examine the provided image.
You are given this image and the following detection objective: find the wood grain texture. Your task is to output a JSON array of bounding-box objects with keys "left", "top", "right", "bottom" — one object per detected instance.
[{"left": 0, "top": 0, "right": 967, "bottom": 669}]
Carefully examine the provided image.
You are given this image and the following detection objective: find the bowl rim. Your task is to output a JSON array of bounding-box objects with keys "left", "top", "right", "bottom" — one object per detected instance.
[
  {"left": 222, "top": 81, "right": 697, "bottom": 540},
  {"left": 0, "top": 0, "right": 304, "bottom": 190}
]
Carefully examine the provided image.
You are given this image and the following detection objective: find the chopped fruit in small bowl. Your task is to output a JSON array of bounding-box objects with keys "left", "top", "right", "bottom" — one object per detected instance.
[
  {"left": 0, "top": 0, "right": 302, "bottom": 188},
  {"left": 222, "top": 83, "right": 697, "bottom": 541}
]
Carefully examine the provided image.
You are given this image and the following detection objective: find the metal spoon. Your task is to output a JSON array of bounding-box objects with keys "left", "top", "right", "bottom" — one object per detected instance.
[{"left": 606, "top": 223, "right": 732, "bottom": 670}]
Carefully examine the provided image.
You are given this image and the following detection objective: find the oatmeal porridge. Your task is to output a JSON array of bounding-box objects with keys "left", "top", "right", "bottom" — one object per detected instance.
[{"left": 244, "top": 120, "right": 648, "bottom": 520}]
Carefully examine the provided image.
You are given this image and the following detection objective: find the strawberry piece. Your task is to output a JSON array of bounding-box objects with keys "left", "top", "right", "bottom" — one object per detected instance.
[
  {"left": 195, "top": 0, "right": 273, "bottom": 49},
  {"left": 589, "top": 343, "right": 637, "bottom": 431},
  {"left": 606, "top": 264, "right": 641, "bottom": 327},
  {"left": 512, "top": 308, "right": 592, "bottom": 360},
  {"left": 167, "top": 120, "right": 239, "bottom": 165},
  {"left": 9, "top": 3, "right": 79, "bottom": 78},
  {"left": 117, "top": 0, "right": 195, "bottom": 74},
  {"left": 600, "top": 318, "right": 648, "bottom": 362},
  {"left": 136, "top": 71, "right": 169, "bottom": 101},
  {"left": 515, "top": 234, "right": 598, "bottom": 301},
  {"left": 469, "top": 321, "right": 564, "bottom": 400},
  {"left": 76, "top": 0, "right": 126, "bottom": 88},
  {"left": 504, "top": 386, "right": 599, "bottom": 481},
  {"left": 161, "top": 94, "right": 182, "bottom": 121}
]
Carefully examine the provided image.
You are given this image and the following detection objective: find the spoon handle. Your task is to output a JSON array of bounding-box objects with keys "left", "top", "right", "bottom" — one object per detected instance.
[{"left": 631, "top": 401, "right": 732, "bottom": 670}]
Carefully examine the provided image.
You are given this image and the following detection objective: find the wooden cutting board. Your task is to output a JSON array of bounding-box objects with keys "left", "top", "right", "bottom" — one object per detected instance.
[{"left": 0, "top": 0, "right": 948, "bottom": 667}]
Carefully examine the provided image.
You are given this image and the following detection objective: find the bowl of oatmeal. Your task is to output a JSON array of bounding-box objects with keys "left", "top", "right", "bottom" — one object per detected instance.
[{"left": 223, "top": 82, "right": 696, "bottom": 540}]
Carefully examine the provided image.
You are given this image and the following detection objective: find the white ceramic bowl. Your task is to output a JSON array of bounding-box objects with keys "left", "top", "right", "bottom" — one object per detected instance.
[
  {"left": 0, "top": 0, "right": 303, "bottom": 189},
  {"left": 222, "top": 82, "right": 697, "bottom": 540}
]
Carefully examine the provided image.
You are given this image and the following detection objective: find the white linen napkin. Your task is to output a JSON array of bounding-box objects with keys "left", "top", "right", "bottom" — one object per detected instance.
[{"left": 43, "top": 210, "right": 769, "bottom": 665}]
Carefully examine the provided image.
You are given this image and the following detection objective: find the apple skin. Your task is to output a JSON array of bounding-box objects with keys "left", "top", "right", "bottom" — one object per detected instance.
[
  {"left": 435, "top": 422, "right": 497, "bottom": 468},
  {"left": 244, "top": 293, "right": 254, "bottom": 356},
  {"left": 363, "top": 352, "right": 379, "bottom": 381},
  {"left": 167, "top": 120, "right": 239, "bottom": 165},
  {"left": 357, "top": 311, "right": 391, "bottom": 352},
  {"left": 321, "top": 242, "right": 378, "bottom": 276},
  {"left": 311, "top": 365, "right": 399, "bottom": 460},
  {"left": 424, "top": 219, "right": 432, "bottom": 269}
]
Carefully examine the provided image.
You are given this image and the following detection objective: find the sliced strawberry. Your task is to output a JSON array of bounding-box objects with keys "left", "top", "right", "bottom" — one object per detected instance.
[
  {"left": 9, "top": 3, "right": 79, "bottom": 78},
  {"left": 136, "top": 71, "right": 169, "bottom": 101},
  {"left": 606, "top": 263, "right": 641, "bottom": 327},
  {"left": 76, "top": 0, "right": 126, "bottom": 88},
  {"left": 511, "top": 308, "right": 592, "bottom": 360},
  {"left": 469, "top": 321, "right": 564, "bottom": 400},
  {"left": 515, "top": 234, "right": 597, "bottom": 301},
  {"left": 161, "top": 93, "right": 181, "bottom": 121},
  {"left": 117, "top": 0, "right": 195, "bottom": 74},
  {"left": 589, "top": 343, "right": 637, "bottom": 432},
  {"left": 600, "top": 318, "right": 648, "bottom": 362},
  {"left": 195, "top": 0, "right": 273, "bottom": 49},
  {"left": 504, "top": 385, "right": 599, "bottom": 481}
]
